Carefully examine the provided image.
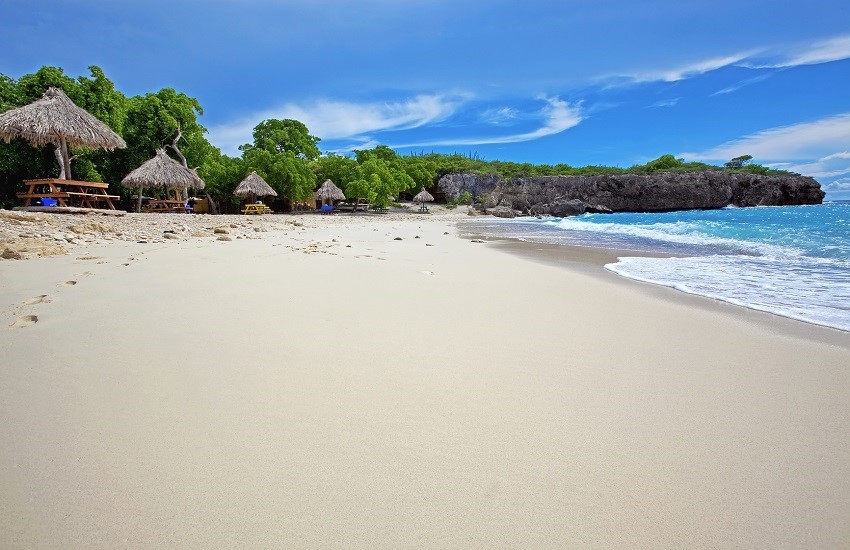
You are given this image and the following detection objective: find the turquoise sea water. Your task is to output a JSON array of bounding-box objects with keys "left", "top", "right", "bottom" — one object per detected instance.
[{"left": 467, "top": 203, "right": 850, "bottom": 331}]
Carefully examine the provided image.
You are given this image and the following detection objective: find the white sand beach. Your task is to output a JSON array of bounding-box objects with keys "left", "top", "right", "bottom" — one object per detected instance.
[{"left": 1, "top": 210, "right": 848, "bottom": 548}]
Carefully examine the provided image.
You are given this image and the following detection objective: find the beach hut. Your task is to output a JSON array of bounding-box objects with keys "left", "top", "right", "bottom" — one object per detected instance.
[
  {"left": 314, "top": 179, "right": 346, "bottom": 207},
  {"left": 122, "top": 148, "right": 205, "bottom": 212},
  {"left": 413, "top": 187, "right": 434, "bottom": 212},
  {"left": 0, "top": 87, "right": 126, "bottom": 180},
  {"left": 233, "top": 171, "right": 278, "bottom": 205}
]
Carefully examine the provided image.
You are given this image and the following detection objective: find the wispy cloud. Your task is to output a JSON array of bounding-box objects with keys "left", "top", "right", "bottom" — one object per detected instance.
[
  {"left": 648, "top": 98, "right": 680, "bottom": 108},
  {"left": 681, "top": 113, "right": 850, "bottom": 161},
  {"left": 389, "top": 96, "right": 583, "bottom": 148},
  {"left": 779, "top": 152, "right": 850, "bottom": 179},
  {"left": 479, "top": 107, "right": 519, "bottom": 125},
  {"left": 746, "top": 34, "right": 850, "bottom": 68},
  {"left": 712, "top": 72, "right": 775, "bottom": 95},
  {"left": 603, "top": 33, "right": 850, "bottom": 89},
  {"left": 612, "top": 51, "right": 757, "bottom": 84},
  {"left": 208, "top": 94, "right": 461, "bottom": 154}
]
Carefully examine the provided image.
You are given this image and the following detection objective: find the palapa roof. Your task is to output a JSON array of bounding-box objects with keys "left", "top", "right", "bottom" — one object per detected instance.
[
  {"left": 233, "top": 171, "right": 278, "bottom": 197},
  {"left": 121, "top": 148, "right": 205, "bottom": 190},
  {"left": 0, "top": 87, "right": 126, "bottom": 150},
  {"left": 413, "top": 187, "right": 435, "bottom": 203},
  {"left": 314, "top": 179, "right": 345, "bottom": 201}
]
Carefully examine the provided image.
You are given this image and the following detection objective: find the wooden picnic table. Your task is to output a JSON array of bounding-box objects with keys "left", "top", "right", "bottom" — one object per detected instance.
[
  {"left": 242, "top": 203, "right": 271, "bottom": 214},
  {"left": 17, "top": 178, "right": 119, "bottom": 210},
  {"left": 142, "top": 199, "right": 187, "bottom": 213},
  {"left": 334, "top": 201, "right": 371, "bottom": 213}
]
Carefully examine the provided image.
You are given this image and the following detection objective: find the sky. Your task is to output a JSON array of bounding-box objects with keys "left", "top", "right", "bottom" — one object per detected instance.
[{"left": 2, "top": 0, "right": 850, "bottom": 198}]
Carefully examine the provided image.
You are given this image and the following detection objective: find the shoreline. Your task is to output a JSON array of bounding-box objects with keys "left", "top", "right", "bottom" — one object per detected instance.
[
  {"left": 2, "top": 210, "right": 849, "bottom": 548},
  {"left": 458, "top": 219, "right": 850, "bottom": 347}
]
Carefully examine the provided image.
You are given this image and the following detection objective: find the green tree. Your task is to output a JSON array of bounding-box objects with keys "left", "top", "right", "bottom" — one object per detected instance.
[
  {"left": 642, "top": 154, "right": 684, "bottom": 172},
  {"left": 120, "top": 88, "right": 208, "bottom": 178},
  {"left": 400, "top": 155, "right": 437, "bottom": 189},
  {"left": 313, "top": 153, "right": 359, "bottom": 189},
  {"left": 238, "top": 119, "right": 321, "bottom": 206},
  {"left": 250, "top": 119, "right": 320, "bottom": 160},
  {"left": 242, "top": 146, "right": 315, "bottom": 204},
  {"left": 724, "top": 155, "right": 753, "bottom": 169},
  {"left": 352, "top": 145, "right": 419, "bottom": 205},
  {"left": 198, "top": 151, "right": 245, "bottom": 197},
  {"left": 357, "top": 157, "right": 415, "bottom": 207}
]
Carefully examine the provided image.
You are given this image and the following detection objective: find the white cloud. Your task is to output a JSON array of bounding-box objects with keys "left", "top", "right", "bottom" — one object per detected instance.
[
  {"left": 389, "top": 96, "right": 583, "bottom": 147},
  {"left": 601, "top": 33, "right": 850, "bottom": 89},
  {"left": 648, "top": 98, "right": 679, "bottom": 108},
  {"left": 479, "top": 106, "right": 518, "bottom": 125},
  {"left": 825, "top": 178, "right": 850, "bottom": 191},
  {"left": 208, "top": 94, "right": 460, "bottom": 154},
  {"left": 612, "top": 51, "right": 757, "bottom": 84},
  {"left": 712, "top": 72, "right": 775, "bottom": 95},
  {"left": 748, "top": 34, "right": 850, "bottom": 68},
  {"left": 780, "top": 152, "right": 850, "bottom": 179},
  {"left": 681, "top": 113, "right": 850, "bottom": 162}
]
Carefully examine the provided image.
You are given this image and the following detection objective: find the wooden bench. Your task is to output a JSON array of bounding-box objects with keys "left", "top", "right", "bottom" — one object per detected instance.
[{"left": 17, "top": 192, "right": 70, "bottom": 200}]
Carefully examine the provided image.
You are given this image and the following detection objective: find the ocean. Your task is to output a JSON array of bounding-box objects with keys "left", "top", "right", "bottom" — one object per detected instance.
[{"left": 464, "top": 203, "right": 850, "bottom": 332}]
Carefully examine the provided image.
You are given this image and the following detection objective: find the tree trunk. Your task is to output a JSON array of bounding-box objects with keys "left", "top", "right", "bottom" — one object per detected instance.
[
  {"left": 169, "top": 125, "right": 189, "bottom": 167},
  {"left": 136, "top": 186, "right": 143, "bottom": 213},
  {"left": 54, "top": 146, "right": 66, "bottom": 179},
  {"left": 205, "top": 194, "right": 219, "bottom": 215},
  {"left": 60, "top": 137, "right": 72, "bottom": 180}
]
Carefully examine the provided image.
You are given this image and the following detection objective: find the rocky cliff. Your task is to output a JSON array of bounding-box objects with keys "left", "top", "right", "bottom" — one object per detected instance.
[{"left": 438, "top": 171, "right": 825, "bottom": 217}]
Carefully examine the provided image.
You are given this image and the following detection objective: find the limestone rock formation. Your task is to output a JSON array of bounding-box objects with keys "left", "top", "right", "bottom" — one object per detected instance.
[{"left": 438, "top": 171, "right": 824, "bottom": 216}]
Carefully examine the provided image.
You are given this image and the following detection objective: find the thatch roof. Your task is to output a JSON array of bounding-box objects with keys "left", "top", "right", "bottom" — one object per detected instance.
[
  {"left": 234, "top": 171, "right": 278, "bottom": 197},
  {"left": 413, "top": 187, "right": 434, "bottom": 203},
  {"left": 313, "top": 180, "right": 345, "bottom": 201},
  {"left": 314, "top": 179, "right": 345, "bottom": 201},
  {"left": 121, "top": 148, "right": 205, "bottom": 190},
  {"left": 0, "top": 87, "right": 126, "bottom": 150}
]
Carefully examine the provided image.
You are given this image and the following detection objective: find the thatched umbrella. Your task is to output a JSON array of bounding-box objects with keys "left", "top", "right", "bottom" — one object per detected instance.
[
  {"left": 413, "top": 187, "right": 434, "bottom": 211},
  {"left": 314, "top": 179, "right": 345, "bottom": 206},
  {"left": 234, "top": 171, "right": 278, "bottom": 204},
  {"left": 122, "top": 148, "right": 205, "bottom": 212},
  {"left": 0, "top": 87, "right": 126, "bottom": 180}
]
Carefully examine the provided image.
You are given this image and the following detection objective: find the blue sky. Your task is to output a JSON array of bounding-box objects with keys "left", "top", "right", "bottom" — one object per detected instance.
[{"left": 2, "top": 0, "right": 850, "bottom": 198}]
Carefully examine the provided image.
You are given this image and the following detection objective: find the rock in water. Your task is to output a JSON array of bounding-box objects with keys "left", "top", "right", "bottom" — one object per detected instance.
[{"left": 486, "top": 206, "right": 518, "bottom": 218}]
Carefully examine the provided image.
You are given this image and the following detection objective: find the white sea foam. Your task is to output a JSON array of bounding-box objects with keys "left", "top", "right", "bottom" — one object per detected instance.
[
  {"left": 606, "top": 255, "right": 850, "bottom": 331},
  {"left": 548, "top": 217, "right": 797, "bottom": 258}
]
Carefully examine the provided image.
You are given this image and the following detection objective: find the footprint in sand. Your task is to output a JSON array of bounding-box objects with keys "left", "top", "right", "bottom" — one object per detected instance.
[
  {"left": 59, "top": 280, "right": 77, "bottom": 287},
  {"left": 11, "top": 315, "right": 38, "bottom": 329},
  {"left": 74, "top": 271, "right": 93, "bottom": 277},
  {"left": 21, "top": 295, "right": 51, "bottom": 306}
]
